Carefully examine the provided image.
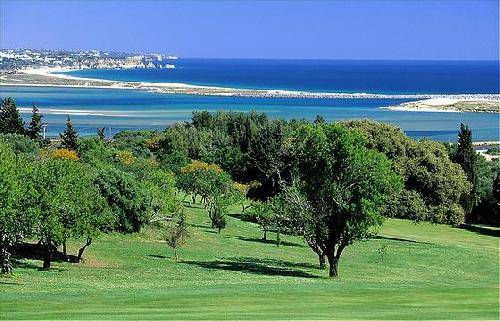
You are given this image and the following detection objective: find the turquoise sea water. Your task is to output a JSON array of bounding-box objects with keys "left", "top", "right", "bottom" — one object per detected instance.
[
  {"left": 1, "top": 85, "right": 498, "bottom": 141},
  {"left": 1, "top": 59, "right": 499, "bottom": 141},
  {"left": 66, "top": 59, "right": 500, "bottom": 94}
]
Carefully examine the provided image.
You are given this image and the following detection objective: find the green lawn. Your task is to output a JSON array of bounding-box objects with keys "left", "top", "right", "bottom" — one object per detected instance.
[{"left": 1, "top": 202, "right": 498, "bottom": 320}]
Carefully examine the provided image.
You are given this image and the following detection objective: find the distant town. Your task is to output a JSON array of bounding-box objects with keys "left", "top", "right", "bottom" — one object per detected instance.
[{"left": 0, "top": 49, "right": 177, "bottom": 71}]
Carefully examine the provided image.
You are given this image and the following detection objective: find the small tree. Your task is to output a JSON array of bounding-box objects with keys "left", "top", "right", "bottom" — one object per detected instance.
[
  {"left": 0, "top": 97, "right": 25, "bottom": 135},
  {"left": 208, "top": 198, "right": 228, "bottom": 233},
  {"left": 165, "top": 212, "right": 189, "bottom": 260},
  {"left": 97, "top": 127, "right": 106, "bottom": 140},
  {"left": 247, "top": 201, "right": 275, "bottom": 240},
  {"left": 27, "top": 104, "right": 43, "bottom": 142},
  {"left": 60, "top": 115, "right": 79, "bottom": 151}
]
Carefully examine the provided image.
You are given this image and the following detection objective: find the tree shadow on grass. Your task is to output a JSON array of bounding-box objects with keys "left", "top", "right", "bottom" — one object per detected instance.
[
  {"left": 11, "top": 242, "right": 79, "bottom": 267},
  {"left": 372, "top": 235, "right": 431, "bottom": 244},
  {"left": 228, "top": 213, "right": 254, "bottom": 223},
  {"left": 183, "top": 257, "right": 320, "bottom": 278},
  {"left": 459, "top": 224, "right": 500, "bottom": 237},
  {"left": 147, "top": 254, "right": 168, "bottom": 259},
  {"left": 236, "top": 236, "right": 305, "bottom": 248}
]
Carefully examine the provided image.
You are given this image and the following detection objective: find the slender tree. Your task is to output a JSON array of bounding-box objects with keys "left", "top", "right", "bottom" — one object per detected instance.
[
  {"left": 0, "top": 97, "right": 25, "bottom": 135},
  {"left": 60, "top": 115, "right": 79, "bottom": 151},
  {"left": 97, "top": 127, "right": 106, "bottom": 140},
  {"left": 27, "top": 104, "right": 43, "bottom": 142},
  {"left": 454, "top": 123, "right": 477, "bottom": 217},
  {"left": 165, "top": 212, "right": 190, "bottom": 260}
]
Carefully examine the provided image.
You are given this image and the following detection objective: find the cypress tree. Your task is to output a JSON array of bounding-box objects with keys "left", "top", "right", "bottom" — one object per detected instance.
[
  {"left": 0, "top": 97, "right": 25, "bottom": 135},
  {"left": 27, "top": 104, "right": 43, "bottom": 142},
  {"left": 454, "top": 123, "right": 477, "bottom": 217},
  {"left": 60, "top": 115, "right": 79, "bottom": 151}
]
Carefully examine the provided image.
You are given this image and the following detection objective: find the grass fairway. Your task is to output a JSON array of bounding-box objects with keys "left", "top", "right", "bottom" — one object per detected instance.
[{"left": 1, "top": 203, "right": 498, "bottom": 320}]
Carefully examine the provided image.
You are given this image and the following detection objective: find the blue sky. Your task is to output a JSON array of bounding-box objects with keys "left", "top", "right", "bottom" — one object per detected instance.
[{"left": 0, "top": 0, "right": 498, "bottom": 60}]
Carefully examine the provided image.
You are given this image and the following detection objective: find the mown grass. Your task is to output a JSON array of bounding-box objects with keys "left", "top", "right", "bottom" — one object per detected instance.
[{"left": 1, "top": 202, "right": 498, "bottom": 320}]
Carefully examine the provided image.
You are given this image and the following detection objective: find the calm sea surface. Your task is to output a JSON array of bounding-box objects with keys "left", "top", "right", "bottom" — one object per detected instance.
[{"left": 1, "top": 59, "right": 499, "bottom": 141}]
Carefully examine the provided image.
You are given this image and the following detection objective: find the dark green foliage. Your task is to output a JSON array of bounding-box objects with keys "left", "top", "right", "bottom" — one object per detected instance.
[
  {"left": 344, "top": 120, "right": 470, "bottom": 225},
  {"left": 93, "top": 167, "right": 149, "bottom": 233},
  {"left": 112, "top": 130, "right": 158, "bottom": 158},
  {"left": 0, "top": 133, "right": 39, "bottom": 157},
  {"left": 314, "top": 114, "right": 325, "bottom": 124},
  {"left": 27, "top": 104, "right": 43, "bottom": 142},
  {"left": 60, "top": 115, "right": 79, "bottom": 151},
  {"left": 470, "top": 159, "right": 500, "bottom": 226},
  {"left": 453, "top": 123, "right": 477, "bottom": 216},
  {"left": 0, "top": 97, "right": 25, "bottom": 135}
]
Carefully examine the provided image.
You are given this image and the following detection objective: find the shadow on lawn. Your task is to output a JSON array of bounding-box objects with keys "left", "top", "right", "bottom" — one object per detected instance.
[
  {"left": 11, "top": 242, "right": 78, "bottom": 270},
  {"left": 460, "top": 224, "right": 500, "bottom": 237},
  {"left": 373, "top": 235, "right": 431, "bottom": 244},
  {"left": 236, "top": 236, "right": 305, "bottom": 248},
  {"left": 148, "top": 254, "right": 168, "bottom": 259},
  {"left": 183, "top": 257, "right": 320, "bottom": 278}
]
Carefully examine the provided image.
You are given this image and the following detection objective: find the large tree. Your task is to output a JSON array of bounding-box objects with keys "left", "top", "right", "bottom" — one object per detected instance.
[
  {"left": 289, "top": 123, "right": 401, "bottom": 277},
  {"left": 0, "top": 97, "right": 25, "bottom": 135}
]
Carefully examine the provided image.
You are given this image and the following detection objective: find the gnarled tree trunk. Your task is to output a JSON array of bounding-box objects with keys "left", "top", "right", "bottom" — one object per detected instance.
[
  {"left": 327, "top": 255, "right": 339, "bottom": 277},
  {"left": 77, "top": 237, "right": 92, "bottom": 262}
]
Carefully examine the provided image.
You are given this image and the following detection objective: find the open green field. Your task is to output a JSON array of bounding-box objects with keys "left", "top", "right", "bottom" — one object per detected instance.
[{"left": 1, "top": 202, "right": 498, "bottom": 320}]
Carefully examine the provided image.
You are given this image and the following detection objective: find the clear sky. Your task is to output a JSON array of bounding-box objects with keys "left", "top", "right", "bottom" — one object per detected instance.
[{"left": 0, "top": 0, "right": 498, "bottom": 60}]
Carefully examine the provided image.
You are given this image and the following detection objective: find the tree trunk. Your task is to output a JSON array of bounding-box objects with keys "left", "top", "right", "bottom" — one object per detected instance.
[
  {"left": 191, "top": 195, "right": 196, "bottom": 204},
  {"left": 218, "top": 227, "right": 221, "bottom": 234},
  {"left": 174, "top": 249, "right": 179, "bottom": 261},
  {"left": 327, "top": 255, "right": 339, "bottom": 278},
  {"left": 318, "top": 254, "right": 326, "bottom": 269},
  {"left": 62, "top": 241, "right": 67, "bottom": 260},
  {"left": 276, "top": 231, "right": 281, "bottom": 247},
  {"left": 77, "top": 237, "right": 92, "bottom": 262},
  {"left": 1, "top": 241, "right": 12, "bottom": 275},
  {"left": 263, "top": 229, "right": 267, "bottom": 240},
  {"left": 42, "top": 242, "right": 52, "bottom": 269}
]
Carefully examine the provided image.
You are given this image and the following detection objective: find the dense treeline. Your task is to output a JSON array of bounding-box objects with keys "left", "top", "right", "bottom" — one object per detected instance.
[{"left": 1, "top": 97, "right": 498, "bottom": 277}]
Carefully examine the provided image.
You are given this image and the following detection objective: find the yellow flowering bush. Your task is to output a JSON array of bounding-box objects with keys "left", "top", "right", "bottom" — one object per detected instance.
[
  {"left": 50, "top": 148, "right": 79, "bottom": 161},
  {"left": 116, "top": 150, "right": 135, "bottom": 165}
]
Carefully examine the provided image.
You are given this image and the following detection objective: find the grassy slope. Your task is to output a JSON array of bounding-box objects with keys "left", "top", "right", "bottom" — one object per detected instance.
[{"left": 1, "top": 202, "right": 498, "bottom": 320}]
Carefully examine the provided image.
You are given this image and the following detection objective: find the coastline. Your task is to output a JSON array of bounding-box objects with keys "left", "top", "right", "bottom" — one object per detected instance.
[
  {"left": 1, "top": 67, "right": 499, "bottom": 105},
  {"left": 383, "top": 97, "right": 499, "bottom": 113}
]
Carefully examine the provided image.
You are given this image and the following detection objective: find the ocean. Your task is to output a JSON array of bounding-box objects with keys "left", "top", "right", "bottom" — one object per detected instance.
[{"left": 1, "top": 59, "right": 499, "bottom": 141}]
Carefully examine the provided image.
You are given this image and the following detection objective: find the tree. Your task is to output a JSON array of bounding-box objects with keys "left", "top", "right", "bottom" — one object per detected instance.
[
  {"left": 27, "top": 104, "right": 43, "bottom": 142},
  {"left": 60, "top": 115, "right": 79, "bottom": 151},
  {"left": 177, "top": 160, "right": 236, "bottom": 231},
  {"left": 454, "top": 123, "right": 477, "bottom": 217},
  {"left": 165, "top": 212, "right": 190, "bottom": 261},
  {"left": 0, "top": 142, "right": 37, "bottom": 274},
  {"left": 0, "top": 97, "right": 25, "bottom": 135},
  {"left": 290, "top": 124, "right": 401, "bottom": 277},
  {"left": 33, "top": 158, "right": 109, "bottom": 268},
  {"left": 247, "top": 201, "right": 275, "bottom": 241},
  {"left": 344, "top": 120, "right": 471, "bottom": 225}
]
